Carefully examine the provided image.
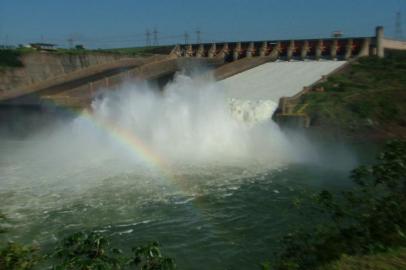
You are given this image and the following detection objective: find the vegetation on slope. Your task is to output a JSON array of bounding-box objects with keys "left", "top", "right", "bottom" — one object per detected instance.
[
  {"left": 0, "top": 49, "right": 24, "bottom": 68},
  {"left": 52, "top": 45, "right": 172, "bottom": 56},
  {"left": 100, "top": 46, "right": 174, "bottom": 56},
  {"left": 320, "top": 248, "right": 406, "bottom": 270},
  {"left": 294, "top": 51, "right": 406, "bottom": 138},
  {"left": 265, "top": 140, "right": 406, "bottom": 270}
]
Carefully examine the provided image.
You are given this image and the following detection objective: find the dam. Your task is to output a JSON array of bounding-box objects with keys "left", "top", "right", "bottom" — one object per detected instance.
[{"left": 1, "top": 26, "right": 404, "bottom": 111}]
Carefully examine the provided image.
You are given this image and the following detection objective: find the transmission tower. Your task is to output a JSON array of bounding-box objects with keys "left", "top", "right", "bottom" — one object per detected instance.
[
  {"left": 184, "top": 31, "right": 189, "bottom": 44},
  {"left": 195, "top": 28, "right": 201, "bottom": 43},
  {"left": 153, "top": 27, "right": 158, "bottom": 46},
  {"left": 395, "top": 11, "right": 403, "bottom": 39},
  {"left": 145, "top": 29, "right": 151, "bottom": 46}
]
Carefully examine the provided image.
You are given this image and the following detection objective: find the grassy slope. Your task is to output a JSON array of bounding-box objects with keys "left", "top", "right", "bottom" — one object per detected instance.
[
  {"left": 54, "top": 45, "right": 172, "bottom": 56},
  {"left": 321, "top": 248, "right": 406, "bottom": 270},
  {"left": 100, "top": 45, "right": 174, "bottom": 56},
  {"left": 295, "top": 51, "right": 406, "bottom": 138}
]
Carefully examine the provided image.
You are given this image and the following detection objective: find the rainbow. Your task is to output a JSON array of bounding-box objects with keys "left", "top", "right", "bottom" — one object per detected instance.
[
  {"left": 79, "top": 109, "right": 175, "bottom": 178},
  {"left": 15, "top": 84, "right": 242, "bottom": 245}
]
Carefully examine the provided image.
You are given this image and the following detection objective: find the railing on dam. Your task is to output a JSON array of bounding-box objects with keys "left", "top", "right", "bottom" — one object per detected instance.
[{"left": 172, "top": 37, "right": 371, "bottom": 61}]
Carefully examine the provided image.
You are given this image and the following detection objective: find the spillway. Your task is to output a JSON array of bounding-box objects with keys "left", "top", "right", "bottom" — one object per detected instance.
[
  {"left": 222, "top": 60, "right": 347, "bottom": 101},
  {"left": 220, "top": 60, "right": 347, "bottom": 123}
]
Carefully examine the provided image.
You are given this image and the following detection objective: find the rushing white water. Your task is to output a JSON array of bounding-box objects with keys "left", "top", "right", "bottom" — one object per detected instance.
[
  {"left": 90, "top": 72, "right": 295, "bottom": 165},
  {"left": 0, "top": 69, "right": 358, "bottom": 264},
  {"left": 0, "top": 72, "right": 301, "bottom": 197},
  {"left": 0, "top": 72, "right": 305, "bottom": 241},
  {"left": 229, "top": 98, "right": 278, "bottom": 124}
]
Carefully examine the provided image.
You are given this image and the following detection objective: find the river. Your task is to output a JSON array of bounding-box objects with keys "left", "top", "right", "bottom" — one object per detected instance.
[{"left": 0, "top": 71, "right": 375, "bottom": 269}]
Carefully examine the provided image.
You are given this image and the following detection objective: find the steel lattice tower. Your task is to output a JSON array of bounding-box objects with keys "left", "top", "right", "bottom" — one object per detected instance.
[{"left": 153, "top": 28, "right": 158, "bottom": 46}]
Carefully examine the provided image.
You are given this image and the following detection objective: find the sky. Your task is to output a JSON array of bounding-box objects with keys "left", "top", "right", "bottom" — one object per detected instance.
[{"left": 0, "top": 0, "right": 405, "bottom": 49}]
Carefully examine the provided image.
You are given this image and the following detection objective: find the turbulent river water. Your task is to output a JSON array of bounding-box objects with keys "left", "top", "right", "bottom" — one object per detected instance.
[{"left": 0, "top": 73, "right": 370, "bottom": 269}]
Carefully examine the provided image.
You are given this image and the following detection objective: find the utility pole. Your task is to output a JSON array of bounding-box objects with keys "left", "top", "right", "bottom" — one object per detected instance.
[
  {"left": 195, "top": 28, "right": 201, "bottom": 43},
  {"left": 184, "top": 31, "right": 189, "bottom": 45},
  {"left": 153, "top": 27, "right": 158, "bottom": 46},
  {"left": 145, "top": 29, "right": 151, "bottom": 47},
  {"left": 395, "top": 11, "right": 403, "bottom": 39}
]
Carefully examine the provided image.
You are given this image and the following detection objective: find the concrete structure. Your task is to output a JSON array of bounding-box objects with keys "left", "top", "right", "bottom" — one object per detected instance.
[
  {"left": 0, "top": 52, "right": 142, "bottom": 92},
  {"left": 375, "top": 26, "right": 384, "bottom": 58},
  {"left": 173, "top": 26, "right": 405, "bottom": 61},
  {"left": 1, "top": 26, "right": 405, "bottom": 110},
  {"left": 221, "top": 60, "right": 347, "bottom": 101},
  {"left": 382, "top": 38, "right": 406, "bottom": 51}
]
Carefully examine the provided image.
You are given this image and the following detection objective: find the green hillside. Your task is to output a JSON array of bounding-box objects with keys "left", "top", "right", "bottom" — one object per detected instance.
[{"left": 294, "top": 51, "right": 406, "bottom": 139}]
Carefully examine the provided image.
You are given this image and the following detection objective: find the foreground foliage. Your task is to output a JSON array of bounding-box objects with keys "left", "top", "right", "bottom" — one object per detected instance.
[
  {"left": 0, "top": 229, "right": 175, "bottom": 269},
  {"left": 320, "top": 248, "right": 406, "bottom": 270},
  {"left": 51, "top": 231, "right": 175, "bottom": 270},
  {"left": 0, "top": 242, "right": 40, "bottom": 270},
  {"left": 267, "top": 140, "right": 406, "bottom": 270}
]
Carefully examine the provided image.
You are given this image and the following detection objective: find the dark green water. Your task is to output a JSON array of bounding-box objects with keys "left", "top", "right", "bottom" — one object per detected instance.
[{"left": 0, "top": 138, "right": 376, "bottom": 270}]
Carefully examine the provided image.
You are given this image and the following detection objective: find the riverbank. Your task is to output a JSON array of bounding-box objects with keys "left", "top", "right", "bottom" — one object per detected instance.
[
  {"left": 321, "top": 248, "right": 406, "bottom": 270},
  {"left": 275, "top": 51, "right": 406, "bottom": 141}
]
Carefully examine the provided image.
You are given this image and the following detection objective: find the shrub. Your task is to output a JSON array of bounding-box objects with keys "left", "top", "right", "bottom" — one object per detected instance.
[
  {"left": 51, "top": 231, "right": 175, "bottom": 270},
  {"left": 0, "top": 49, "right": 23, "bottom": 68},
  {"left": 0, "top": 242, "right": 40, "bottom": 270}
]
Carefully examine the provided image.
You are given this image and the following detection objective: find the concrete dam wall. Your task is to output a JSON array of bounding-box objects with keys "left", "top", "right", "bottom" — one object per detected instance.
[
  {"left": 0, "top": 52, "right": 136, "bottom": 92},
  {"left": 222, "top": 60, "right": 346, "bottom": 101}
]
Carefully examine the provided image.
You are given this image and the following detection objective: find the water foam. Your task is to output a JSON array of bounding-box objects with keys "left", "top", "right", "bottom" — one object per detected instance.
[
  {"left": 88, "top": 72, "right": 293, "bottom": 166},
  {"left": 0, "top": 72, "right": 299, "bottom": 222}
]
